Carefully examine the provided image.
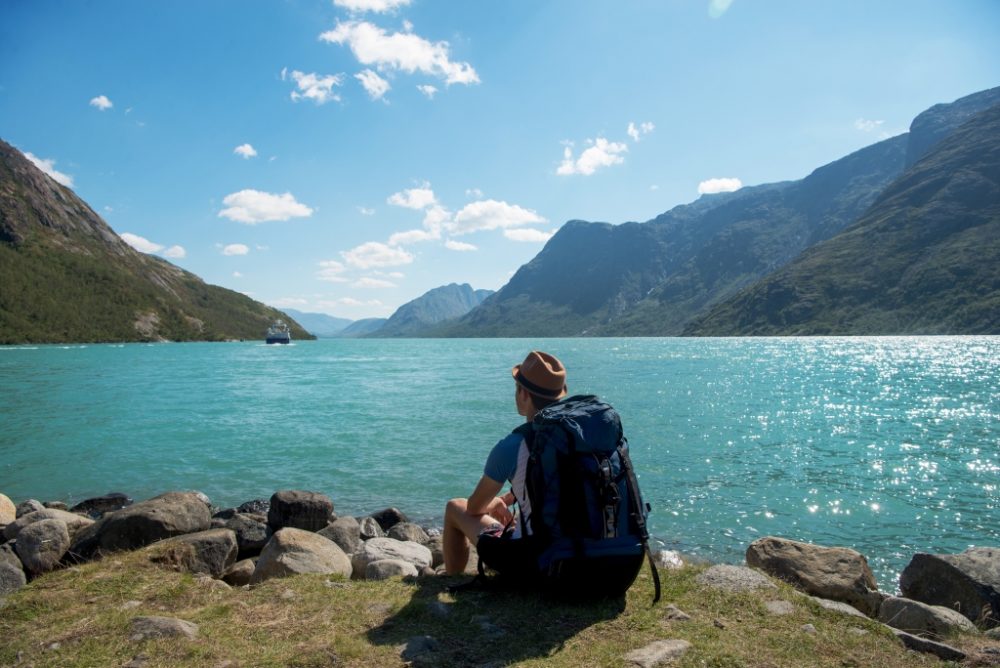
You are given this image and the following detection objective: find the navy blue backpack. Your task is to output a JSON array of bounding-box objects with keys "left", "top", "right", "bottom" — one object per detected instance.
[{"left": 514, "top": 394, "right": 660, "bottom": 602}]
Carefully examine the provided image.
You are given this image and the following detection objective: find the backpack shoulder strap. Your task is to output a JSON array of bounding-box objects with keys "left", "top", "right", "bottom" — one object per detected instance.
[{"left": 618, "top": 439, "right": 661, "bottom": 604}]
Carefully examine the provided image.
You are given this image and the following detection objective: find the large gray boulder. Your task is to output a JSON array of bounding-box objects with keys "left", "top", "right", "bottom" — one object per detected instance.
[
  {"left": 0, "top": 493, "right": 15, "bottom": 525},
  {"left": 84, "top": 492, "right": 212, "bottom": 555},
  {"left": 318, "top": 516, "right": 361, "bottom": 555},
  {"left": 369, "top": 507, "right": 408, "bottom": 532},
  {"left": 351, "top": 537, "right": 432, "bottom": 578},
  {"left": 0, "top": 560, "right": 26, "bottom": 596},
  {"left": 222, "top": 559, "right": 256, "bottom": 587},
  {"left": 213, "top": 513, "right": 271, "bottom": 559},
  {"left": 388, "top": 522, "right": 429, "bottom": 544},
  {"left": 4, "top": 508, "right": 94, "bottom": 542},
  {"left": 251, "top": 528, "right": 352, "bottom": 583},
  {"left": 365, "top": 558, "right": 419, "bottom": 580},
  {"left": 267, "top": 490, "right": 334, "bottom": 532},
  {"left": 358, "top": 516, "right": 384, "bottom": 540},
  {"left": 15, "top": 499, "right": 45, "bottom": 518},
  {"left": 146, "top": 528, "right": 238, "bottom": 578},
  {"left": 899, "top": 547, "right": 1000, "bottom": 628},
  {"left": 877, "top": 596, "right": 977, "bottom": 637},
  {"left": 15, "top": 518, "right": 71, "bottom": 575},
  {"left": 70, "top": 492, "right": 133, "bottom": 518},
  {"left": 695, "top": 564, "right": 777, "bottom": 593},
  {"left": 746, "top": 536, "right": 882, "bottom": 616}
]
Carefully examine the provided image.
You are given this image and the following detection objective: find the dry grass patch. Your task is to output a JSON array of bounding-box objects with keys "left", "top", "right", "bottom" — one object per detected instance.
[{"left": 0, "top": 552, "right": 991, "bottom": 667}]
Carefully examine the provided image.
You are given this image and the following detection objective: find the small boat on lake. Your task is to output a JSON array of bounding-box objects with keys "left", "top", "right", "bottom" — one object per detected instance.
[{"left": 265, "top": 320, "right": 291, "bottom": 344}]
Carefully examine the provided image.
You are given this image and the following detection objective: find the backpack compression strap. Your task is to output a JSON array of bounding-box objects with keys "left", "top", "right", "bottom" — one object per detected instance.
[{"left": 618, "top": 442, "right": 661, "bottom": 604}]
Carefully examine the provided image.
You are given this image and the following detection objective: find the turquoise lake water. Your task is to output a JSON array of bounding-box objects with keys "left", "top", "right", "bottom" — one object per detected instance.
[{"left": 1, "top": 337, "right": 997, "bottom": 588}]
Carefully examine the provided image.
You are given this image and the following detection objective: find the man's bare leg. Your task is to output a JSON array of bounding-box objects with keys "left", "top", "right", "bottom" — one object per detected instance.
[{"left": 443, "top": 497, "right": 497, "bottom": 575}]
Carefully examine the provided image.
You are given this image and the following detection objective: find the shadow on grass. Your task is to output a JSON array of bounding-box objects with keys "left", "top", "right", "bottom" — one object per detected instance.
[{"left": 367, "top": 575, "right": 627, "bottom": 666}]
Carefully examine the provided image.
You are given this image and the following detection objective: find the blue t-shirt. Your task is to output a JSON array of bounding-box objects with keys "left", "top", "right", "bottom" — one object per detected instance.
[{"left": 483, "top": 432, "right": 522, "bottom": 483}]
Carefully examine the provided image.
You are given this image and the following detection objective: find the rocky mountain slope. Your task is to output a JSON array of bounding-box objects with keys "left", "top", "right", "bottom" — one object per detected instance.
[
  {"left": 371, "top": 283, "right": 493, "bottom": 337},
  {"left": 443, "top": 86, "right": 1000, "bottom": 337},
  {"left": 0, "top": 139, "right": 312, "bottom": 344},
  {"left": 282, "top": 309, "right": 353, "bottom": 338},
  {"left": 685, "top": 102, "right": 1000, "bottom": 335}
]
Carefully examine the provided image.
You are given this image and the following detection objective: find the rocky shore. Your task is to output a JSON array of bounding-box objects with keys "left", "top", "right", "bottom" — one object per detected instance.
[{"left": 2, "top": 489, "right": 999, "bottom": 665}]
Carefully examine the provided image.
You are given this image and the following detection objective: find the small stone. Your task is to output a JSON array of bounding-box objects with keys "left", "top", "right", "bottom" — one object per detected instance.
[
  {"left": 130, "top": 616, "right": 199, "bottom": 641},
  {"left": 625, "top": 639, "right": 692, "bottom": 668},
  {"left": 358, "top": 516, "right": 384, "bottom": 540},
  {"left": 281, "top": 589, "right": 296, "bottom": 600},
  {"left": 365, "top": 558, "right": 419, "bottom": 580},
  {"left": 848, "top": 627, "right": 869, "bottom": 636},
  {"left": 387, "top": 522, "right": 429, "bottom": 544},
  {"left": 809, "top": 596, "right": 869, "bottom": 618},
  {"left": 696, "top": 564, "right": 777, "bottom": 593},
  {"left": 400, "top": 635, "right": 438, "bottom": 662},
  {"left": 765, "top": 600, "right": 796, "bottom": 616},
  {"left": 123, "top": 653, "right": 150, "bottom": 668},
  {"left": 43, "top": 501, "right": 69, "bottom": 511},
  {"left": 713, "top": 619, "right": 726, "bottom": 629},
  {"left": 654, "top": 550, "right": 685, "bottom": 570},
  {"left": 892, "top": 629, "right": 966, "bottom": 662},
  {"left": 663, "top": 604, "right": 691, "bottom": 621},
  {"left": 120, "top": 600, "right": 143, "bottom": 611},
  {"left": 802, "top": 623, "right": 817, "bottom": 634},
  {"left": 985, "top": 627, "right": 1000, "bottom": 640},
  {"left": 15, "top": 499, "right": 45, "bottom": 518},
  {"left": 45, "top": 641, "right": 61, "bottom": 651}
]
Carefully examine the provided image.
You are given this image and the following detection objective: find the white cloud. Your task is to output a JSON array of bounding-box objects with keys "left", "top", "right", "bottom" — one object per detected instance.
[
  {"left": 650, "top": 184, "right": 660, "bottom": 191},
  {"left": 417, "top": 84, "right": 438, "bottom": 99},
  {"left": 356, "top": 69, "right": 391, "bottom": 100},
  {"left": 120, "top": 232, "right": 163, "bottom": 254},
  {"left": 448, "top": 199, "right": 546, "bottom": 235},
  {"left": 334, "top": 0, "right": 410, "bottom": 12},
  {"left": 698, "top": 177, "right": 743, "bottom": 194},
  {"left": 422, "top": 205, "right": 450, "bottom": 234},
  {"left": 445, "top": 239, "right": 477, "bottom": 252},
  {"left": 233, "top": 271, "right": 243, "bottom": 278},
  {"left": 387, "top": 184, "right": 436, "bottom": 209},
  {"left": 219, "top": 190, "right": 314, "bottom": 224},
  {"left": 163, "top": 245, "right": 186, "bottom": 258},
  {"left": 24, "top": 152, "right": 74, "bottom": 187},
  {"left": 854, "top": 118, "right": 885, "bottom": 132},
  {"left": 89, "top": 95, "right": 113, "bottom": 111},
  {"left": 353, "top": 277, "right": 396, "bottom": 288},
  {"left": 325, "top": 297, "right": 384, "bottom": 308},
  {"left": 342, "top": 241, "right": 414, "bottom": 269},
  {"left": 708, "top": 0, "right": 734, "bottom": 18},
  {"left": 358, "top": 206, "right": 376, "bottom": 216},
  {"left": 283, "top": 69, "right": 344, "bottom": 104},
  {"left": 388, "top": 228, "right": 438, "bottom": 245},
  {"left": 234, "top": 144, "right": 257, "bottom": 159},
  {"left": 504, "top": 228, "right": 554, "bottom": 243},
  {"left": 385, "top": 271, "right": 404, "bottom": 279},
  {"left": 557, "top": 138, "right": 628, "bottom": 176},
  {"left": 222, "top": 243, "right": 250, "bottom": 256},
  {"left": 320, "top": 21, "right": 479, "bottom": 86},
  {"left": 627, "top": 121, "right": 656, "bottom": 142},
  {"left": 317, "top": 260, "right": 350, "bottom": 283},
  {"left": 465, "top": 187, "right": 483, "bottom": 199}
]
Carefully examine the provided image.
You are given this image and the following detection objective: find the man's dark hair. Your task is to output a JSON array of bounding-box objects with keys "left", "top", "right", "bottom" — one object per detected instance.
[{"left": 528, "top": 392, "right": 560, "bottom": 412}]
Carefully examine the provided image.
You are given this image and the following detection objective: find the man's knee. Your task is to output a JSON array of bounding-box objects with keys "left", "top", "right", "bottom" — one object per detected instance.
[{"left": 445, "top": 497, "right": 468, "bottom": 520}]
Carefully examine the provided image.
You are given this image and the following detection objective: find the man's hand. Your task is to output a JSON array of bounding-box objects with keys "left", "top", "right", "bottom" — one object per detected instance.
[{"left": 486, "top": 495, "right": 513, "bottom": 525}]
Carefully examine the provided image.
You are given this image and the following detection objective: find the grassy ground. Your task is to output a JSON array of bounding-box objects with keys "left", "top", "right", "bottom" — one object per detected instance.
[{"left": 0, "top": 551, "right": 994, "bottom": 668}]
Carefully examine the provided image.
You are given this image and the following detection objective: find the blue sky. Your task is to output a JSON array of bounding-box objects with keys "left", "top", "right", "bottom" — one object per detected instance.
[{"left": 2, "top": 1, "right": 998, "bottom": 320}]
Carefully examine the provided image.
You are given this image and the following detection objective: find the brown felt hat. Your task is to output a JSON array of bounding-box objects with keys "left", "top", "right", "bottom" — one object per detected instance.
[{"left": 512, "top": 350, "right": 567, "bottom": 400}]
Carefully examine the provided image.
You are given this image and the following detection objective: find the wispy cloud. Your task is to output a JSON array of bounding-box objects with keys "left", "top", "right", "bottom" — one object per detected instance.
[
  {"left": 356, "top": 69, "right": 391, "bottom": 100},
  {"left": 387, "top": 184, "right": 437, "bottom": 209},
  {"left": 358, "top": 206, "right": 376, "bottom": 216},
  {"left": 89, "top": 95, "right": 113, "bottom": 111},
  {"left": 120, "top": 233, "right": 163, "bottom": 254},
  {"left": 163, "top": 245, "right": 186, "bottom": 259},
  {"left": 342, "top": 241, "right": 414, "bottom": 269},
  {"left": 271, "top": 297, "right": 309, "bottom": 308},
  {"left": 24, "top": 152, "right": 74, "bottom": 187},
  {"left": 854, "top": 118, "right": 885, "bottom": 132},
  {"left": 317, "top": 260, "right": 350, "bottom": 283},
  {"left": 444, "top": 239, "right": 477, "bottom": 252},
  {"left": 222, "top": 243, "right": 249, "bottom": 256},
  {"left": 218, "top": 190, "right": 314, "bottom": 224},
  {"left": 708, "top": 0, "right": 735, "bottom": 19},
  {"left": 353, "top": 277, "right": 396, "bottom": 288},
  {"left": 417, "top": 84, "right": 438, "bottom": 99},
  {"left": 320, "top": 21, "right": 479, "bottom": 86},
  {"left": 698, "top": 177, "right": 742, "bottom": 194},
  {"left": 557, "top": 138, "right": 628, "bottom": 176},
  {"left": 234, "top": 143, "right": 257, "bottom": 159},
  {"left": 388, "top": 228, "right": 438, "bottom": 245},
  {"left": 627, "top": 121, "right": 655, "bottom": 142},
  {"left": 504, "top": 228, "right": 554, "bottom": 243},
  {"left": 448, "top": 199, "right": 546, "bottom": 235},
  {"left": 281, "top": 68, "right": 344, "bottom": 104},
  {"left": 334, "top": 0, "right": 410, "bottom": 12}
]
